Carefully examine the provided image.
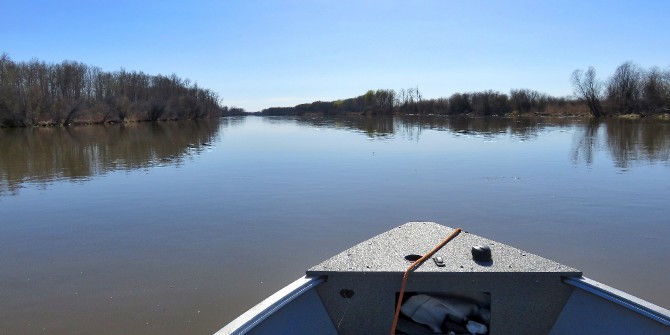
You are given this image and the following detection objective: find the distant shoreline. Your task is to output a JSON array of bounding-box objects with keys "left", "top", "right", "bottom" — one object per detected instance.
[
  {"left": 12, "top": 112, "right": 670, "bottom": 129},
  {"left": 259, "top": 62, "right": 669, "bottom": 119},
  {"left": 0, "top": 54, "right": 246, "bottom": 128},
  {"left": 3, "top": 54, "right": 668, "bottom": 127}
]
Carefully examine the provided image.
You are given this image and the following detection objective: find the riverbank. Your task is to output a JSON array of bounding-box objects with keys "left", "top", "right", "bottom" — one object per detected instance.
[
  {"left": 0, "top": 54, "right": 240, "bottom": 128},
  {"left": 0, "top": 109, "right": 248, "bottom": 128}
]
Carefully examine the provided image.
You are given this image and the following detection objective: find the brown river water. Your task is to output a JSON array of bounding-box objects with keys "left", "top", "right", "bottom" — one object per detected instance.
[{"left": 1, "top": 115, "right": 669, "bottom": 334}]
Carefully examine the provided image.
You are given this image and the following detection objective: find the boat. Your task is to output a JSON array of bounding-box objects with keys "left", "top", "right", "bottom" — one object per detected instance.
[{"left": 215, "top": 222, "right": 670, "bottom": 334}]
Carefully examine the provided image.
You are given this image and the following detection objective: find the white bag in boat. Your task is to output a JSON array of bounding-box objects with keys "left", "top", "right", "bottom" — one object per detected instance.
[
  {"left": 466, "top": 320, "right": 488, "bottom": 334},
  {"left": 400, "top": 294, "right": 475, "bottom": 333}
]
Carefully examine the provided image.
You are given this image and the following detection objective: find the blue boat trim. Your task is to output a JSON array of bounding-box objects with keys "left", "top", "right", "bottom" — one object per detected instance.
[{"left": 564, "top": 276, "right": 670, "bottom": 327}]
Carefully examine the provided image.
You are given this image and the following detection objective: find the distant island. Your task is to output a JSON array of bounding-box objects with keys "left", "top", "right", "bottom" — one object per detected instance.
[
  {"left": 261, "top": 61, "right": 670, "bottom": 119},
  {"left": 0, "top": 53, "right": 245, "bottom": 127}
]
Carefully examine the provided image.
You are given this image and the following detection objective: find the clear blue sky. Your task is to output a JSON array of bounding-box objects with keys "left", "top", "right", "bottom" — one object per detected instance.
[{"left": 2, "top": 0, "right": 669, "bottom": 112}]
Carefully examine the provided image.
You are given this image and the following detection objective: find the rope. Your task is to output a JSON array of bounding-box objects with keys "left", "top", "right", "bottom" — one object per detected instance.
[{"left": 390, "top": 227, "right": 462, "bottom": 335}]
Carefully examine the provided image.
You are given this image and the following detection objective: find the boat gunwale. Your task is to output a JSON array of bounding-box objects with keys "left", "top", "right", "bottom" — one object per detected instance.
[
  {"left": 214, "top": 275, "right": 325, "bottom": 335},
  {"left": 564, "top": 276, "right": 670, "bottom": 327}
]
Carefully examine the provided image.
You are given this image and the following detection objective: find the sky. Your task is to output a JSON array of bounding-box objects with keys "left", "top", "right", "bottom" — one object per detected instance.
[{"left": 2, "top": 0, "right": 669, "bottom": 112}]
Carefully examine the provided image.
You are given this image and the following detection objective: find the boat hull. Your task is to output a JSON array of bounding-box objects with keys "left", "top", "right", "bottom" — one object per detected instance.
[{"left": 216, "top": 222, "right": 670, "bottom": 334}]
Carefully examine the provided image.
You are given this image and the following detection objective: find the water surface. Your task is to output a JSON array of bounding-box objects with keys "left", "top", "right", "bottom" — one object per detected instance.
[{"left": 1, "top": 116, "right": 669, "bottom": 334}]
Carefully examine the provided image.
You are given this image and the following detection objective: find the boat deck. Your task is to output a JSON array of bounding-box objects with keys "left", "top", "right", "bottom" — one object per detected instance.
[
  {"left": 308, "top": 221, "right": 581, "bottom": 276},
  {"left": 307, "top": 222, "right": 582, "bottom": 334}
]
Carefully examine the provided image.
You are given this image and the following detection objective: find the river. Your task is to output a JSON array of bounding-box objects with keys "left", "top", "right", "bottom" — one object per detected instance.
[{"left": 1, "top": 115, "right": 669, "bottom": 334}]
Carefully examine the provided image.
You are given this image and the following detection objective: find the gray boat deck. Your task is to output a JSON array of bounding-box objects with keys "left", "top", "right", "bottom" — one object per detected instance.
[
  {"left": 308, "top": 221, "right": 581, "bottom": 276},
  {"left": 307, "top": 222, "right": 582, "bottom": 335}
]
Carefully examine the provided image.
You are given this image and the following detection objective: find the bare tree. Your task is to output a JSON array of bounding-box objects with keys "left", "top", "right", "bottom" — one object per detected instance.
[
  {"left": 641, "top": 67, "right": 670, "bottom": 114},
  {"left": 373, "top": 89, "right": 395, "bottom": 114},
  {"left": 606, "top": 61, "right": 643, "bottom": 115},
  {"left": 571, "top": 67, "right": 604, "bottom": 117},
  {"left": 0, "top": 55, "right": 226, "bottom": 126},
  {"left": 447, "top": 93, "right": 470, "bottom": 114}
]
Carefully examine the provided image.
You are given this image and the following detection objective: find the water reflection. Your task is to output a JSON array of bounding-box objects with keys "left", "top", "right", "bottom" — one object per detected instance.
[
  {"left": 1, "top": 116, "right": 668, "bottom": 196},
  {"left": 295, "top": 115, "right": 669, "bottom": 168},
  {"left": 295, "top": 115, "right": 584, "bottom": 141},
  {"left": 571, "top": 118, "right": 600, "bottom": 166},
  {"left": 572, "top": 118, "right": 670, "bottom": 168},
  {"left": 294, "top": 115, "right": 395, "bottom": 138},
  {"left": 0, "top": 120, "right": 220, "bottom": 196},
  {"left": 605, "top": 118, "right": 670, "bottom": 168}
]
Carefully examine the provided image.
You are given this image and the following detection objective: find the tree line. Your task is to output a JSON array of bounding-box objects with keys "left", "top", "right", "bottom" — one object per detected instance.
[
  {"left": 0, "top": 53, "right": 245, "bottom": 127},
  {"left": 262, "top": 61, "right": 670, "bottom": 118},
  {"left": 571, "top": 62, "right": 670, "bottom": 117},
  {"left": 261, "top": 88, "right": 584, "bottom": 117}
]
